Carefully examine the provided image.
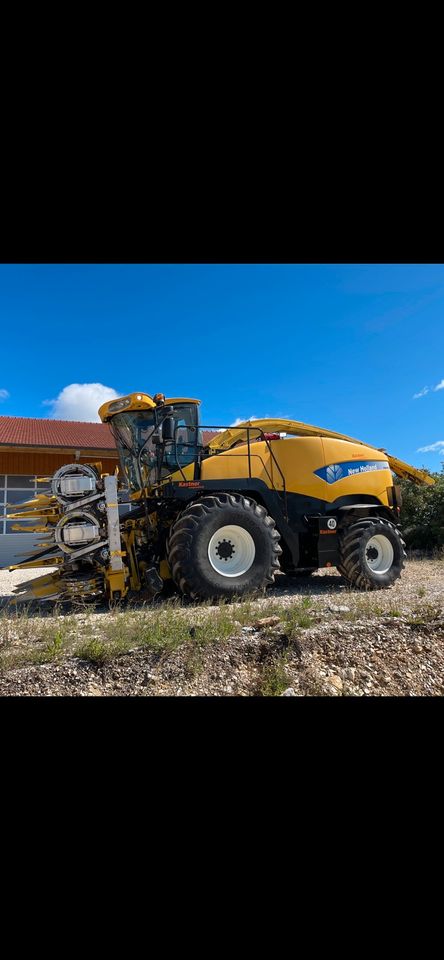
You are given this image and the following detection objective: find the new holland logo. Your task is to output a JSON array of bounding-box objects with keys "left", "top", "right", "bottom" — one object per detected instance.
[
  {"left": 314, "top": 460, "right": 390, "bottom": 484},
  {"left": 326, "top": 464, "right": 343, "bottom": 483}
]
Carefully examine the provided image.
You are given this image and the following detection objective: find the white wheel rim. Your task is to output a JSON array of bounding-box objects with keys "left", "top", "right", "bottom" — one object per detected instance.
[
  {"left": 365, "top": 534, "right": 394, "bottom": 574},
  {"left": 208, "top": 525, "right": 256, "bottom": 577}
]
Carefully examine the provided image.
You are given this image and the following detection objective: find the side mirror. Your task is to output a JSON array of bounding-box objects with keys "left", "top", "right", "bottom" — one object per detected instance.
[{"left": 162, "top": 416, "right": 175, "bottom": 442}]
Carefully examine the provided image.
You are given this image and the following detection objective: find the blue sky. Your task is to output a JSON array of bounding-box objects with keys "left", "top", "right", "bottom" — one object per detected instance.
[{"left": 0, "top": 263, "right": 443, "bottom": 470}]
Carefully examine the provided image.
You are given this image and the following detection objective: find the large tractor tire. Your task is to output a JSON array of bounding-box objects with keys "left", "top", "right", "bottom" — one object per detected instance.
[
  {"left": 337, "top": 517, "right": 406, "bottom": 590},
  {"left": 167, "top": 494, "right": 282, "bottom": 600}
]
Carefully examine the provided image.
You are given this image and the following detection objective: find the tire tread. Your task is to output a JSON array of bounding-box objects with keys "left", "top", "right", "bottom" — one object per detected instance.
[
  {"left": 167, "top": 494, "right": 282, "bottom": 600},
  {"left": 338, "top": 517, "right": 406, "bottom": 590}
]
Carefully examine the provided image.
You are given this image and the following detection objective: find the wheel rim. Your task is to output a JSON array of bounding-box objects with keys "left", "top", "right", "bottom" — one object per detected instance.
[
  {"left": 208, "top": 525, "right": 256, "bottom": 577},
  {"left": 365, "top": 534, "right": 394, "bottom": 574}
]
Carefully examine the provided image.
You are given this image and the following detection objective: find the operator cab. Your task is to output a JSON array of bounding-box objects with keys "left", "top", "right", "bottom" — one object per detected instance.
[{"left": 99, "top": 393, "right": 202, "bottom": 492}]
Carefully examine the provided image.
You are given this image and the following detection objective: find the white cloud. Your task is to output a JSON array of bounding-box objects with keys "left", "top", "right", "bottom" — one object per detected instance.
[
  {"left": 417, "top": 440, "right": 444, "bottom": 453},
  {"left": 226, "top": 416, "right": 288, "bottom": 439},
  {"left": 413, "top": 377, "right": 444, "bottom": 398},
  {"left": 231, "top": 416, "right": 259, "bottom": 426},
  {"left": 0, "top": 388, "right": 9, "bottom": 401},
  {"left": 215, "top": 417, "right": 259, "bottom": 433},
  {"left": 45, "top": 383, "right": 121, "bottom": 422},
  {"left": 413, "top": 386, "right": 430, "bottom": 399}
]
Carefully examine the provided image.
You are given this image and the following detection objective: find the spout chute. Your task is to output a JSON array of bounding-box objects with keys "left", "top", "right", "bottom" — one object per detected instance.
[{"left": 209, "top": 419, "right": 435, "bottom": 486}]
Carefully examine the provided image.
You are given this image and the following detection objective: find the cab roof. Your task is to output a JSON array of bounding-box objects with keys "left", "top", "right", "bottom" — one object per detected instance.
[{"left": 99, "top": 393, "right": 200, "bottom": 423}]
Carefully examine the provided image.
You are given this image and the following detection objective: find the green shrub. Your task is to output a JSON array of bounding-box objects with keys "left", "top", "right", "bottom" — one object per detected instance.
[{"left": 400, "top": 468, "right": 444, "bottom": 549}]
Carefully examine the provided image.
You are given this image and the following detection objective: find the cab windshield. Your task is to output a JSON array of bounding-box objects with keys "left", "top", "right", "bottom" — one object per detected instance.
[{"left": 110, "top": 403, "right": 201, "bottom": 492}]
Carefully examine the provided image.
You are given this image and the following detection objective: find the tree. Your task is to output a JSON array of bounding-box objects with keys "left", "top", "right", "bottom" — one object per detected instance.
[{"left": 399, "top": 468, "right": 444, "bottom": 549}]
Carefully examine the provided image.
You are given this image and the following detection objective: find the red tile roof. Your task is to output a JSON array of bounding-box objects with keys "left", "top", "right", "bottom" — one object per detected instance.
[
  {"left": 202, "top": 431, "right": 218, "bottom": 444},
  {"left": 0, "top": 416, "right": 117, "bottom": 450},
  {"left": 0, "top": 417, "right": 219, "bottom": 451}
]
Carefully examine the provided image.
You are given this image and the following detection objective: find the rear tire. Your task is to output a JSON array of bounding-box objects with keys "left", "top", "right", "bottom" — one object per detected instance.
[
  {"left": 338, "top": 518, "right": 406, "bottom": 590},
  {"left": 167, "top": 494, "right": 282, "bottom": 600}
]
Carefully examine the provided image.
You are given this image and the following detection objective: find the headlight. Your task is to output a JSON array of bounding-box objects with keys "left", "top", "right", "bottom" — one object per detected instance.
[{"left": 108, "top": 397, "right": 132, "bottom": 413}]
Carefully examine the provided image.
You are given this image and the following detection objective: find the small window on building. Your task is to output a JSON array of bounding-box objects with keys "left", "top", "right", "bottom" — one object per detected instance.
[
  {"left": 1, "top": 477, "right": 38, "bottom": 533},
  {"left": 0, "top": 476, "right": 5, "bottom": 488},
  {"left": 7, "top": 475, "right": 36, "bottom": 488},
  {"left": 6, "top": 489, "right": 35, "bottom": 505},
  {"left": 36, "top": 484, "right": 51, "bottom": 495}
]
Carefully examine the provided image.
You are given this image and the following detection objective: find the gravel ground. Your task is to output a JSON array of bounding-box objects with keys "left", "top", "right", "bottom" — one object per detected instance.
[
  {"left": 0, "top": 560, "right": 443, "bottom": 696},
  {"left": 0, "top": 567, "right": 58, "bottom": 596}
]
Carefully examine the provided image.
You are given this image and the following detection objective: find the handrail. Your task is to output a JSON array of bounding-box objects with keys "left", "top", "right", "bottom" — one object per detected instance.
[
  {"left": 263, "top": 435, "right": 287, "bottom": 517},
  {"left": 199, "top": 425, "right": 288, "bottom": 517}
]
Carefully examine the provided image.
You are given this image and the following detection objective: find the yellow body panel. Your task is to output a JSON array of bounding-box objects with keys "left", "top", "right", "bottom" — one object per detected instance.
[
  {"left": 210, "top": 418, "right": 434, "bottom": 486},
  {"left": 201, "top": 442, "right": 276, "bottom": 487},
  {"left": 320, "top": 438, "right": 391, "bottom": 504},
  {"left": 199, "top": 436, "right": 392, "bottom": 505}
]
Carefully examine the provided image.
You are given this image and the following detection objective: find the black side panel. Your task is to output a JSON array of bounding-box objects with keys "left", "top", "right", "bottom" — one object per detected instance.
[
  {"left": 164, "top": 479, "right": 300, "bottom": 565},
  {"left": 162, "top": 479, "right": 393, "bottom": 569},
  {"left": 325, "top": 493, "right": 388, "bottom": 511}
]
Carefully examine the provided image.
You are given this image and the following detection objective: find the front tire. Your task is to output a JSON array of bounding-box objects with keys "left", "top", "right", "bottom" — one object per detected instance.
[
  {"left": 167, "top": 494, "right": 282, "bottom": 600},
  {"left": 338, "top": 518, "right": 406, "bottom": 590}
]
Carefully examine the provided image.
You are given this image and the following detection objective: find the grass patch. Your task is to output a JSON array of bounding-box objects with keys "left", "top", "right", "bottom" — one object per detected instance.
[
  {"left": 286, "top": 601, "right": 314, "bottom": 631},
  {"left": 183, "top": 643, "right": 205, "bottom": 678},
  {"left": 0, "top": 605, "right": 202, "bottom": 670},
  {"left": 0, "top": 636, "right": 73, "bottom": 671},
  {"left": 76, "top": 638, "right": 122, "bottom": 666},
  {"left": 42, "top": 628, "right": 65, "bottom": 658},
  {"left": 406, "top": 603, "right": 443, "bottom": 626},
  {"left": 232, "top": 596, "right": 315, "bottom": 633},
  {"left": 342, "top": 597, "right": 385, "bottom": 621},
  {"left": 0, "top": 604, "right": 42, "bottom": 648},
  {"left": 0, "top": 608, "right": 78, "bottom": 669},
  {"left": 257, "top": 655, "right": 290, "bottom": 696},
  {"left": 73, "top": 604, "right": 243, "bottom": 669}
]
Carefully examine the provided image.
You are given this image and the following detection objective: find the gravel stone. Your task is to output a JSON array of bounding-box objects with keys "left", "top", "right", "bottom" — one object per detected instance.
[
  {"left": 253, "top": 616, "right": 282, "bottom": 629},
  {"left": 1, "top": 561, "right": 444, "bottom": 697},
  {"left": 324, "top": 675, "right": 344, "bottom": 695}
]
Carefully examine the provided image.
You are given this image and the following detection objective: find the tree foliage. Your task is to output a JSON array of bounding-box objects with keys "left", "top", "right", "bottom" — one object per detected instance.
[{"left": 399, "top": 469, "right": 444, "bottom": 549}]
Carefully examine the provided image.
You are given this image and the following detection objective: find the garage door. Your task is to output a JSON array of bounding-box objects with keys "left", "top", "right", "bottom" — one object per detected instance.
[{"left": 0, "top": 474, "right": 49, "bottom": 569}]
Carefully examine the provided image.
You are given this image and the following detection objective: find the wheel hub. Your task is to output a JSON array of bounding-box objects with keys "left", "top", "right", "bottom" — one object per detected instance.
[
  {"left": 365, "top": 534, "right": 394, "bottom": 575},
  {"left": 215, "top": 539, "right": 235, "bottom": 561},
  {"left": 366, "top": 546, "right": 379, "bottom": 561},
  {"left": 208, "top": 524, "right": 256, "bottom": 577}
]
